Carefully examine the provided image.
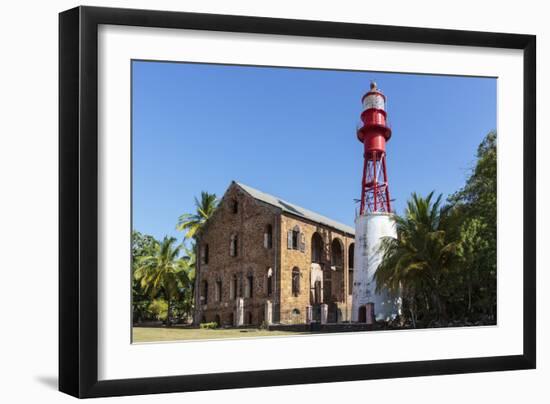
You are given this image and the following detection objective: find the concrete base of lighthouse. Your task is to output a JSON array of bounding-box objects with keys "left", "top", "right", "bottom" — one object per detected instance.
[{"left": 351, "top": 212, "right": 402, "bottom": 322}]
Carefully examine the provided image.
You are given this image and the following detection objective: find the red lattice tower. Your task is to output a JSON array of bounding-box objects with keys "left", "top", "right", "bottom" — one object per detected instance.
[{"left": 357, "top": 81, "right": 392, "bottom": 215}]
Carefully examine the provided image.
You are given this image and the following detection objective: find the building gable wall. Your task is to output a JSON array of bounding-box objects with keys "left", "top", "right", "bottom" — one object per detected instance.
[{"left": 195, "top": 184, "right": 279, "bottom": 326}]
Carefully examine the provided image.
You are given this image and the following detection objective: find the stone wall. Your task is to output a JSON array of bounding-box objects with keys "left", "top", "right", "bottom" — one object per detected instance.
[
  {"left": 279, "top": 215, "right": 354, "bottom": 324},
  {"left": 195, "top": 183, "right": 279, "bottom": 326},
  {"left": 195, "top": 182, "right": 355, "bottom": 326}
]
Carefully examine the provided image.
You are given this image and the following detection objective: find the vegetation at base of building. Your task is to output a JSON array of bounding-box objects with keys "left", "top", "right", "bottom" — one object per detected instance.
[
  {"left": 199, "top": 322, "right": 219, "bottom": 329},
  {"left": 376, "top": 131, "right": 497, "bottom": 327}
]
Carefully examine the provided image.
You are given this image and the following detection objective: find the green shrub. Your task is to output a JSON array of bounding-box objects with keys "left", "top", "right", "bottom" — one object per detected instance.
[
  {"left": 148, "top": 298, "right": 168, "bottom": 321},
  {"left": 199, "top": 322, "right": 218, "bottom": 329}
]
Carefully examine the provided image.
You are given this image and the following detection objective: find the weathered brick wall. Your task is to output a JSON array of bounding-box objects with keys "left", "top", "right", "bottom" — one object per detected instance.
[
  {"left": 279, "top": 215, "right": 354, "bottom": 324},
  {"left": 195, "top": 182, "right": 355, "bottom": 326},
  {"left": 195, "top": 183, "right": 279, "bottom": 326}
]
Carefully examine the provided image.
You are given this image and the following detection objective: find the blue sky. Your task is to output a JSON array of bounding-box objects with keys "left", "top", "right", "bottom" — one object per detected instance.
[{"left": 132, "top": 61, "right": 496, "bottom": 243}]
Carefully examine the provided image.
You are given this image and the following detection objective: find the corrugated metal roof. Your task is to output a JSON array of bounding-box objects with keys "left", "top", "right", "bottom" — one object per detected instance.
[{"left": 235, "top": 182, "right": 355, "bottom": 235}]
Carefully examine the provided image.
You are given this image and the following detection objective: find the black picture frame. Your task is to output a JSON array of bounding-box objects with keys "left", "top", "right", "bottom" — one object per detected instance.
[{"left": 59, "top": 5, "right": 536, "bottom": 398}]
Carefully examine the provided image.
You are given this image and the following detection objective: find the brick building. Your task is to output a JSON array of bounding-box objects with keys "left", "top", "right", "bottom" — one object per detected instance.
[{"left": 194, "top": 181, "right": 355, "bottom": 326}]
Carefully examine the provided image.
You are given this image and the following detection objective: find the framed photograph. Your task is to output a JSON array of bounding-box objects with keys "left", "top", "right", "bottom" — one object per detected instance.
[{"left": 59, "top": 6, "right": 536, "bottom": 398}]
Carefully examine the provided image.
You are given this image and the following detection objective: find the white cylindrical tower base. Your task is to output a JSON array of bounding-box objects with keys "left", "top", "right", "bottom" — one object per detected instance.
[{"left": 351, "top": 212, "right": 401, "bottom": 322}]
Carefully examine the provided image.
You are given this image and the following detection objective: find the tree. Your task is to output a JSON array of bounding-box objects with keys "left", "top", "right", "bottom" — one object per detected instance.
[
  {"left": 132, "top": 231, "right": 158, "bottom": 322},
  {"left": 132, "top": 231, "right": 157, "bottom": 264},
  {"left": 176, "top": 191, "right": 218, "bottom": 239},
  {"left": 449, "top": 131, "right": 497, "bottom": 319},
  {"left": 377, "top": 131, "right": 497, "bottom": 327},
  {"left": 173, "top": 246, "right": 196, "bottom": 321},
  {"left": 456, "top": 218, "right": 489, "bottom": 314},
  {"left": 134, "top": 236, "right": 195, "bottom": 325},
  {"left": 376, "top": 192, "right": 462, "bottom": 324}
]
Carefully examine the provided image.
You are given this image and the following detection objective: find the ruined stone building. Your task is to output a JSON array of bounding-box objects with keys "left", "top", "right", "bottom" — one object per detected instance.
[{"left": 194, "top": 181, "right": 355, "bottom": 326}]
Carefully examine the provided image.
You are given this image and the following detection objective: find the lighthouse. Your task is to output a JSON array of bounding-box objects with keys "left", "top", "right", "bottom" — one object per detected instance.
[{"left": 351, "top": 82, "right": 401, "bottom": 323}]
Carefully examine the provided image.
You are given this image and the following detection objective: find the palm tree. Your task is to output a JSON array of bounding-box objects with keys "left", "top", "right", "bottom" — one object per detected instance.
[
  {"left": 176, "top": 191, "right": 218, "bottom": 239},
  {"left": 134, "top": 236, "right": 194, "bottom": 325},
  {"left": 376, "top": 192, "right": 462, "bottom": 324}
]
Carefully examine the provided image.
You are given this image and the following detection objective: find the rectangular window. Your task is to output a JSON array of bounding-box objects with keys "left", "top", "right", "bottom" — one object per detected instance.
[
  {"left": 287, "top": 230, "right": 293, "bottom": 249},
  {"left": 292, "top": 268, "right": 300, "bottom": 297},
  {"left": 216, "top": 280, "right": 222, "bottom": 302},
  {"left": 202, "top": 281, "right": 208, "bottom": 305},
  {"left": 264, "top": 224, "right": 273, "bottom": 249},
  {"left": 238, "top": 275, "right": 243, "bottom": 298},
  {"left": 246, "top": 275, "right": 253, "bottom": 298},
  {"left": 230, "top": 234, "right": 238, "bottom": 257},
  {"left": 292, "top": 230, "right": 299, "bottom": 249},
  {"left": 267, "top": 275, "right": 273, "bottom": 297},
  {"left": 314, "top": 280, "right": 322, "bottom": 304},
  {"left": 201, "top": 243, "right": 209, "bottom": 264},
  {"left": 230, "top": 277, "right": 236, "bottom": 300},
  {"left": 288, "top": 226, "right": 302, "bottom": 251},
  {"left": 233, "top": 275, "right": 241, "bottom": 299}
]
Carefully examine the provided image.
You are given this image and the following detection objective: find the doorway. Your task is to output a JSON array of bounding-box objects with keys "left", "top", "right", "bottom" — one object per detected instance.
[{"left": 358, "top": 305, "right": 367, "bottom": 323}]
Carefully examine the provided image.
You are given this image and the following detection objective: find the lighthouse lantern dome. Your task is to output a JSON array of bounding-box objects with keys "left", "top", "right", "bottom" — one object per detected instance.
[{"left": 362, "top": 81, "right": 386, "bottom": 111}]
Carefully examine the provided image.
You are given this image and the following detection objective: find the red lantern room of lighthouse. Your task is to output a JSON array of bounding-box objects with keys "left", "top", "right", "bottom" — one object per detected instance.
[{"left": 357, "top": 81, "right": 393, "bottom": 215}]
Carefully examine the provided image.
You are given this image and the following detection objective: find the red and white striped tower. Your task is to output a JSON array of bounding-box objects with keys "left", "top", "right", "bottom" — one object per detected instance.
[
  {"left": 357, "top": 81, "right": 392, "bottom": 215},
  {"left": 352, "top": 81, "right": 401, "bottom": 323}
]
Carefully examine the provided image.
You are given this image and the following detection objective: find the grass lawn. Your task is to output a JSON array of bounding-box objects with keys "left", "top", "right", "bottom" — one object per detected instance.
[{"left": 132, "top": 327, "right": 306, "bottom": 343}]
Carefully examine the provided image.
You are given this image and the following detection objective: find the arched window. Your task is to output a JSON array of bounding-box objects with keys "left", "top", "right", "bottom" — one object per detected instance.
[
  {"left": 230, "top": 234, "right": 238, "bottom": 257},
  {"left": 331, "top": 238, "right": 343, "bottom": 270},
  {"left": 266, "top": 267, "right": 273, "bottom": 297},
  {"left": 232, "top": 199, "right": 239, "bottom": 214},
  {"left": 292, "top": 267, "right": 300, "bottom": 297},
  {"left": 201, "top": 243, "right": 209, "bottom": 264},
  {"left": 264, "top": 224, "right": 273, "bottom": 249},
  {"left": 311, "top": 232, "right": 324, "bottom": 263},
  {"left": 201, "top": 280, "right": 208, "bottom": 305}
]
